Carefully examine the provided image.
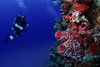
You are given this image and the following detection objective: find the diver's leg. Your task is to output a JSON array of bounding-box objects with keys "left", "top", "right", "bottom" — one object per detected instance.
[
  {"left": 12, "top": 30, "right": 16, "bottom": 38},
  {"left": 2, "top": 30, "right": 16, "bottom": 45},
  {"left": 16, "top": 30, "right": 21, "bottom": 38},
  {"left": 9, "top": 30, "right": 16, "bottom": 40},
  {"left": 9, "top": 35, "right": 14, "bottom": 40}
]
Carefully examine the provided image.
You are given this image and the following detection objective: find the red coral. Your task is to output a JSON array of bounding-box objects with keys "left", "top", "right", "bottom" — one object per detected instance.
[
  {"left": 73, "top": 0, "right": 92, "bottom": 4},
  {"left": 57, "top": 44, "right": 65, "bottom": 54},
  {"left": 71, "top": 23, "right": 79, "bottom": 33},
  {"left": 54, "top": 0, "right": 100, "bottom": 64},
  {"left": 86, "top": 0, "right": 92, "bottom": 3},
  {"left": 56, "top": 30, "right": 85, "bottom": 62},
  {"left": 73, "top": 3, "right": 89, "bottom": 14},
  {"left": 78, "top": 21, "right": 90, "bottom": 34},
  {"left": 73, "top": 0, "right": 86, "bottom": 4},
  {"left": 70, "top": 21, "right": 90, "bottom": 35},
  {"left": 63, "top": 14, "right": 71, "bottom": 21},
  {"left": 55, "top": 21, "right": 91, "bottom": 62},
  {"left": 55, "top": 30, "right": 72, "bottom": 42},
  {"left": 86, "top": 42, "right": 100, "bottom": 54}
]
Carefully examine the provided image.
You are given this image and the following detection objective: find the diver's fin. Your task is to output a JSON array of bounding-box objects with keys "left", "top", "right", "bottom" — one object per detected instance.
[{"left": 2, "top": 34, "right": 10, "bottom": 45}]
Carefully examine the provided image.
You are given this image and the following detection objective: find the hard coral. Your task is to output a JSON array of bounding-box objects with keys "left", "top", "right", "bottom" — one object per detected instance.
[
  {"left": 60, "top": 3, "right": 70, "bottom": 14},
  {"left": 73, "top": 3, "right": 89, "bottom": 14},
  {"left": 78, "top": 21, "right": 90, "bottom": 33},
  {"left": 63, "top": 0, "right": 73, "bottom": 4},
  {"left": 93, "top": 0, "right": 100, "bottom": 6},
  {"left": 52, "top": 0, "right": 63, "bottom": 6},
  {"left": 55, "top": 30, "right": 72, "bottom": 42},
  {"left": 70, "top": 20, "right": 90, "bottom": 35},
  {"left": 51, "top": 0, "right": 100, "bottom": 66},
  {"left": 56, "top": 30, "right": 85, "bottom": 62},
  {"left": 74, "top": 0, "right": 92, "bottom": 4},
  {"left": 86, "top": 42, "right": 100, "bottom": 54},
  {"left": 63, "top": 14, "right": 71, "bottom": 21}
]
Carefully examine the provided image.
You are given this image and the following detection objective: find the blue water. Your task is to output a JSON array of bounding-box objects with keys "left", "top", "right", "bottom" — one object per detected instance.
[{"left": 0, "top": 0, "right": 61, "bottom": 67}]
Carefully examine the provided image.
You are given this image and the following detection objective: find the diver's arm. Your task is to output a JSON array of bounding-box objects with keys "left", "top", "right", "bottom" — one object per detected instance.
[
  {"left": 12, "top": 27, "right": 14, "bottom": 30},
  {"left": 15, "top": 23, "right": 23, "bottom": 30},
  {"left": 26, "top": 24, "right": 29, "bottom": 27},
  {"left": 24, "top": 20, "right": 29, "bottom": 27}
]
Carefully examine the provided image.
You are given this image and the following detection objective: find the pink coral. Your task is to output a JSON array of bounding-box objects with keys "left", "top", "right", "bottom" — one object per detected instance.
[
  {"left": 55, "top": 30, "right": 72, "bottom": 42},
  {"left": 56, "top": 30, "right": 85, "bottom": 62},
  {"left": 55, "top": 15, "right": 91, "bottom": 62},
  {"left": 54, "top": 0, "right": 100, "bottom": 65}
]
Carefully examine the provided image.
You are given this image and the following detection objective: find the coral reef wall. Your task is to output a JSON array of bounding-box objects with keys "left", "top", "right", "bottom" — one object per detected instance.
[{"left": 49, "top": 0, "right": 100, "bottom": 67}]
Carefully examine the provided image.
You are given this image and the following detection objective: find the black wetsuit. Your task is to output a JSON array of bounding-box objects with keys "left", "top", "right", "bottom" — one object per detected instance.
[
  {"left": 12, "top": 15, "right": 27, "bottom": 38},
  {"left": 2, "top": 15, "right": 27, "bottom": 45}
]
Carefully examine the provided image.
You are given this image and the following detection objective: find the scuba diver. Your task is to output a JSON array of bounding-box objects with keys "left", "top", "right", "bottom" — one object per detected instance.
[{"left": 3, "top": 11, "right": 29, "bottom": 45}]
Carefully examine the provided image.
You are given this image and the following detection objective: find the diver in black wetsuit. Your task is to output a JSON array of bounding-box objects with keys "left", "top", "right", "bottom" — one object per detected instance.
[{"left": 3, "top": 12, "right": 29, "bottom": 44}]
